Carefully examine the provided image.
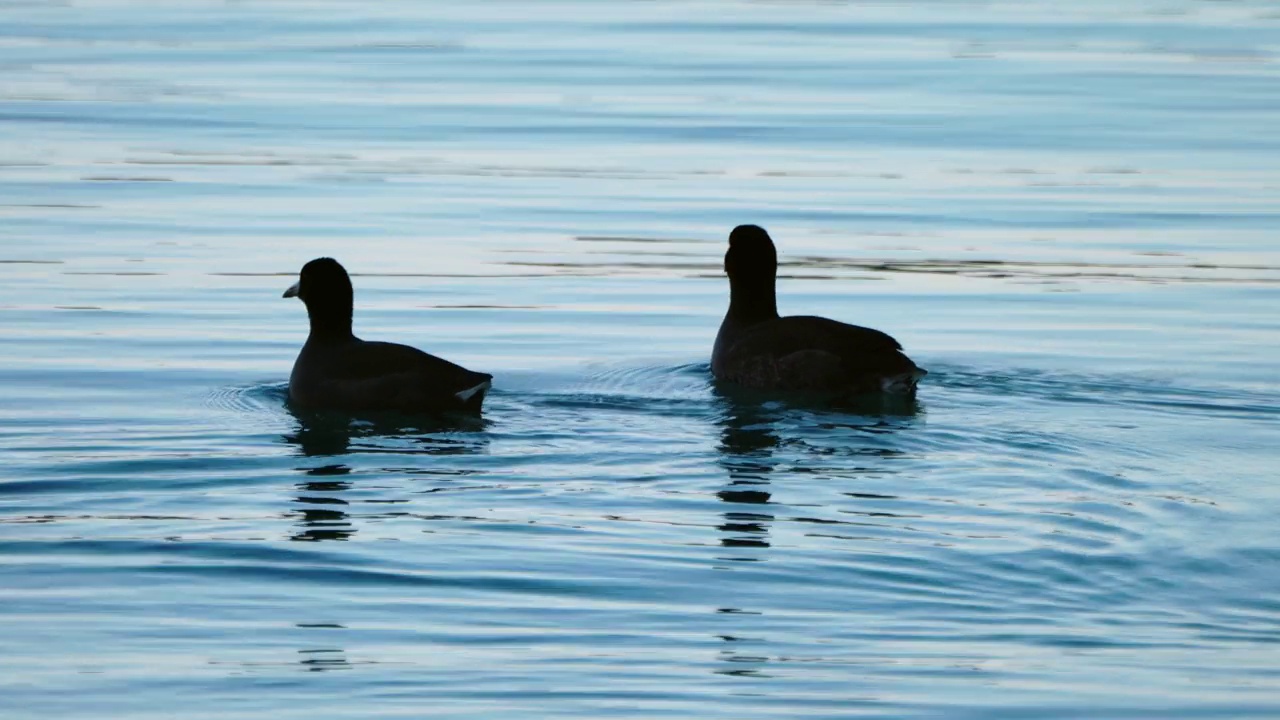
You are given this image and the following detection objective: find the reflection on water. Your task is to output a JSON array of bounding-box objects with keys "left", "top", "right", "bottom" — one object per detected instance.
[
  {"left": 281, "top": 408, "right": 491, "bottom": 542},
  {"left": 285, "top": 421, "right": 355, "bottom": 458},
  {"left": 282, "top": 406, "right": 491, "bottom": 458},
  {"left": 292, "top": 466, "right": 353, "bottom": 543},
  {"left": 713, "top": 387, "right": 927, "bottom": 569},
  {"left": 715, "top": 396, "right": 780, "bottom": 555}
]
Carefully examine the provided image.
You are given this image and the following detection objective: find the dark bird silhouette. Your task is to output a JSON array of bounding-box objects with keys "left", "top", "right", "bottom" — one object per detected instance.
[
  {"left": 711, "top": 225, "right": 925, "bottom": 398},
  {"left": 283, "top": 258, "right": 491, "bottom": 413}
]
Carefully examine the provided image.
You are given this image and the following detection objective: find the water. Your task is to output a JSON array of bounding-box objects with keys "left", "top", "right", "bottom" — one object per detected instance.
[{"left": 2, "top": 1, "right": 1279, "bottom": 717}]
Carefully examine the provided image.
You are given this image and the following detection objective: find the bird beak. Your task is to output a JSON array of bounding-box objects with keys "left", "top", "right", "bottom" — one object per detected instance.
[{"left": 283, "top": 281, "right": 300, "bottom": 299}]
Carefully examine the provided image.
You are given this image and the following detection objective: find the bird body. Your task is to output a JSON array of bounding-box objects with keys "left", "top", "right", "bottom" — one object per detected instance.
[
  {"left": 711, "top": 225, "right": 924, "bottom": 398},
  {"left": 283, "top": 258, "right": 491, "bottom": 414}
]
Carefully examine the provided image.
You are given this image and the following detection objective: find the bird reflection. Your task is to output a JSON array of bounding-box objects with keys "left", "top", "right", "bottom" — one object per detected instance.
[
  {"left": 292, "top": 465, "right": 354, "bottom": 542},
  {"left": 714, "top": 391, "right": 781, "bottom": 556},
  {"left": 282, "top": 406, "right": 490, "bottom": 458},
  {"left": 711, "top": 385, "right": 923, "bottom": 556},
  {"left": 280, "top": 406, "right": 490, "bottom": 542},
  {"left": 709, "top": 385, "right": 923, "bottom": 679},
  {"left": 711, "top": 386, "right": 921, "bottom": 676}
]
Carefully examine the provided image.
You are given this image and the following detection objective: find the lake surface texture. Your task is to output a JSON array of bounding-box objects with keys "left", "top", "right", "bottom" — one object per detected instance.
[{"left": 2, "top": 2, "right": 1278, "bottom": 718}]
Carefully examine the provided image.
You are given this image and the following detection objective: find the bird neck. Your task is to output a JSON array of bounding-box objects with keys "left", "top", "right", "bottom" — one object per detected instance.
[
  {"left": 727, "top": 277, "right": 779, "bottom": 323},
  {"left": 306, "top": 304, "right": 354, "bottom": 343}
]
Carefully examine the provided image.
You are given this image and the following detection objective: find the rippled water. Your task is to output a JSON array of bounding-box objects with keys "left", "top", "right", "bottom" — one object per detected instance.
[{"left": 3, "top": 2, "right": 1279, "bottom": 718}]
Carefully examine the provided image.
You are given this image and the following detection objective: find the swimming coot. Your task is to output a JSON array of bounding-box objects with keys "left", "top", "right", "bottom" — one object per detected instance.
[
  {"left": 711, "top": 225, "right": 925, "bottom": 397},
  {"left": 283, "top": 258, "right": 492, "bottom": 413}
]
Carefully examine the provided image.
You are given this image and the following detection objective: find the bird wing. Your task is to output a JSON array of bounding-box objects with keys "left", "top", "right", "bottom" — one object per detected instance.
[
  {"left": 321, "top": 340, "right": 491, "bottom": 410},
  {"left": 723, "top": 315, "right": 915, "bottom": 375}
]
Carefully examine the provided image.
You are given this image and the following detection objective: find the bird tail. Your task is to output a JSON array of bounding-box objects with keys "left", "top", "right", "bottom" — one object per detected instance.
[
  {"left": 454, "top": 379, "right": 492, "bottom": 405},
  {"left": 880, "top": 367, "right": 926, "bottom": 395}
]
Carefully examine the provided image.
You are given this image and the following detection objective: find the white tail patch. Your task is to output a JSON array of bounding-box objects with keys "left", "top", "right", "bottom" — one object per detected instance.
[
  {"left": 881, "top": 368, "right": 926, "bottom": 395},
  {"left": 454, "top": 379, "right": 492, "bottom": 403}
]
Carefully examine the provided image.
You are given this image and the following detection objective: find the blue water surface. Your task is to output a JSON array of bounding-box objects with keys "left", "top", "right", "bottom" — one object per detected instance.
[{"left": 2, "top": 2, "right": 1279, "bottom": 718}]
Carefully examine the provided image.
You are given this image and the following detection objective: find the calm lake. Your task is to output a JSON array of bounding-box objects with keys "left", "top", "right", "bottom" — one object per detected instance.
[{"left": 2, "top": 1, "right": 1278, "bottom": 718}]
